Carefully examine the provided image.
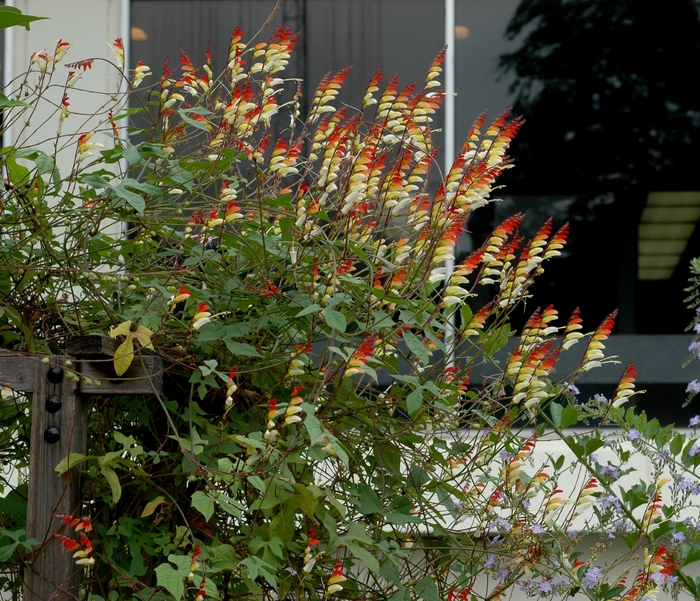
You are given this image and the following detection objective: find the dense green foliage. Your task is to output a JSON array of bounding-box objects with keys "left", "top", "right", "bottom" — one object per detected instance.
[{"left": 2, "top": 24, "right": 700, "bottom": 601}]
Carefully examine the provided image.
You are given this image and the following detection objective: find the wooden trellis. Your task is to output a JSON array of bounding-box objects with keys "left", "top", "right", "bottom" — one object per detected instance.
[{"left": 0, "top": 335, "right": 163, "bottom": 601}]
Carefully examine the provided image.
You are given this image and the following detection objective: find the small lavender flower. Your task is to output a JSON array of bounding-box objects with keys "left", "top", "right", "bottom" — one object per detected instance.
[
  {"left": 694, "top": 323, "right": 700, "bottom": 333},
  {"left": 538, "top": 581, "right": 553, "bottom": 594},
  {"left": 497, "top": 568, "right": 509, "bottom": 581},
  {"left": 676, "top": 477, "right": 700, "bottom": 495},
  {"left": 522, "top": 498, "right": 531, "bottom": 510},
  {"left": 687, "top": 380, "right": 700, "bottom": 395},
  {"left": 590, "top": 453, "right": 599, "bottom": 463},
  {"left": 627, "top": 428, "right": 641, "bottom": 442},
  {"left": 667, "top": 575, "right": 679, "bottom": 585},
  {"left": 689, "top": 441, "right": 700, "bottom": 457},
  {"left": 650, "top": 571, "right": 666, "bottom": 586},
  {"left": 563, "top": 381, "right": 580, "bottom": 396},
  {"left": 690, "top": 415, "right": 700, "bottom": 427},
  {"left": 484, "top": 554, "right": 498, "bottom": 569},
  {"left": 671, "top": 531, "right": 686, "bottom": 544},
  {"left": 581, "top": 566, "right": 602, "bottom": 588},
  {"left": 489, "top": 517, "right": 512, "bottom": 532},
  {"left": 599, "top": 465, "right": 621, "bottom": 479},
  {"left": 530, "top": 524, "right": 547, "bottom": 534},
  {"left": 593, "top": 393, "right": 608, "bottom": 405},
  {"left": 599, "top": 494, "right": 622, "bottom": 513},
  {"left": 689, "top": 341, "right": 700, "bottom": 356},
  {"left": 518, "top": 579, "right": 533, "bottom": 592}
]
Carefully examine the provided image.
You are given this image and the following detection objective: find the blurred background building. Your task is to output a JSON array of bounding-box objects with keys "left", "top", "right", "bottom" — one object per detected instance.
[{"left": 4, "top": 0, "right": 700, "bottom": 423}]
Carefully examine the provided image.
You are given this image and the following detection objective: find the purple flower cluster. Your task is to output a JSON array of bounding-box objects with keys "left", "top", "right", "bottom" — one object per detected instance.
[
  {"left": 489, "top": 517, "right": 512, "bottom": 532},
  {"left": 690, "top": 415, "right": 700, "bottom": 427},
  {"left": 650, "top": 571, "right": 666, "bottom": 586},
  {"left": 581, "top": 566, "right": 602, "bottom": 588},
  {"left": 689, "top": 341, "right": 700, "bottom": 356},
  {"left": 675, "top": 476, "right": 700, "bottom": 495},
  {"left": 690, "top": 441, "right": 700, "bottom": 457},
  {"left": 627, "top": 428, "right": 641, "bottom": 442},
  {"left": 687, "top": 380, "right": 700, "bottom": 395},
  {"left": 671, "top": 531, "right": 686, "bottom": 544},
  {"left": 599, "top": 465, "right": 621, "bottom": 480},
  {"left": 599, "top": 494, "right": 623, "bottom": 513}
]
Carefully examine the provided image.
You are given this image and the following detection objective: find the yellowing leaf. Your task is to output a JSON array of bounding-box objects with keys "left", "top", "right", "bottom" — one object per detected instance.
[
  {"left": 55, "top": 453, "right": 88, "bottom": 476},
  {"left": 110, "top": 320, "right": 133, "bottom": 338},
  {"left": 113, "top": 337, "right": 135, "bottom": 376},
  {"left": 100, "top": 464, "right": 122, "bottom": 505},
  {"left": 141, "top": 495, "right": 167, "bottom": 518},
  {"left": 132, "top": 324, "right": 154, "bottom": 350}
]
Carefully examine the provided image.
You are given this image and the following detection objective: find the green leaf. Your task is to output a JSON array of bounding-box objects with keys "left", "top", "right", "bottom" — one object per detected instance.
[
  {"left": 346, "top": 542, "right": 380, "bottom": 574},
  {"left": 324, "top": 308, "right": 347, "bottom": 333},
  {"left": 295, "top": 304, "right": 322, "bottom": 317},
  {"left": 119, "top": 178, "right": 161, "bottom": 196},
  {"left": 292, "top": 484, "right": 319, "bottom": 519},
  {"left": 155, "top": 563, "right": 185, "bottom": 600},
  {"left": 240, "top": 556, "right": 278, "bottom": 590},
  {"left": 81, "top": 173, "right": 113, "bottom": 189},
  {"left": 191, "top": 491, "right": 215, "bottom": 522},
  {"left": 0, "top": 6, "right": 47, "bottom": 30},
  {"left": 113, "top": 185, "right": 146, "bottom": 214},
  {"left": 34, "top": 153, "right": 55, "bottom": 176},
  {"left": 223, "top": 339, "right": 262, "bottom": 357},
  {"left": 3, "top": 152, "right": 31, "bottom": 187},
  {"left": 209, "top": 544, "right": 239, "bottom": 573},
  {"left": 560, "top": 404, "right": 579, "bottom": 429},
  {"left": 415, "top": 576, "right": 441, "bottom": 601},
  {"left": 356, "top": 484, "right": 384, "bottom": 515},
  {"left": 100, "top": 464, "right": 122, "bottom": 505},
  {"left": 0, "top": 92, "right": 28, "bottom": 108},
  {"left": 55, "top": 453, "right": 88, "bottom": 476},
  {"left": 178, "top": 108, "right": 212, "bottom": 131},
  {"left": 123, "top": 144, "right": 141, "bottom": 166},
  {"left": 550, "top": 402, "right": 563, "bottom": 427},
  {"left": 403, "top": 330, "right": 429, "bottom": 365},
  {"left": 406, "top": 387, "right": 423, "bottom": 415}
]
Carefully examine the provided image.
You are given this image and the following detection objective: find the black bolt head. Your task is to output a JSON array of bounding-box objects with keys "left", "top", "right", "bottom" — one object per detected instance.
[
  {"left": 44, "top": 426, "right": 60, "bottom": 444},
  {"left": 47, "top": 366, "right": 64, "bottom": 384},
  {"left": 45, "top": 395, "right": 62, "bottom": 413}
]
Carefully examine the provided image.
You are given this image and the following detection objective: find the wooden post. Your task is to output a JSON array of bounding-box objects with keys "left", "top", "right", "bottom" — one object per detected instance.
[
  {"left": 0, "top": 337, "right": 164, "bottom": 600},
  {"left": 24, "top": 356, "right": 86, "bottom": 601}
]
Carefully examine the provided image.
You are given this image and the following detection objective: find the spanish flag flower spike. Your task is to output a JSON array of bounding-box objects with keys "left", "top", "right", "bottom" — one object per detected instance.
[
  {"left": 192, "top": 302, "right": 212, "bottom": 330},
  {"left": 326, "top": 559, "right": 347, "bottom": 596},
  {"left": 611, "top": 361, "right": 640, "bottom": 409},
  {"left": 225, "top": 368, "right": 237, "bottom": 409}
]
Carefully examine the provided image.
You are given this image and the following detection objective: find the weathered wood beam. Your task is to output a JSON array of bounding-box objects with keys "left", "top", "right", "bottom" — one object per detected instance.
[
  {"left": 0, "top": 353, "right": 37, "bottom": 392},
  {"left": 25, "top": 357, "right": 87, "bottom": 601},
  {"left": 67, "top": 335, "right": 163, "bottom": 395},
  {"left": 78, "top": 355, "right": 163, "bottom": 395}
]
